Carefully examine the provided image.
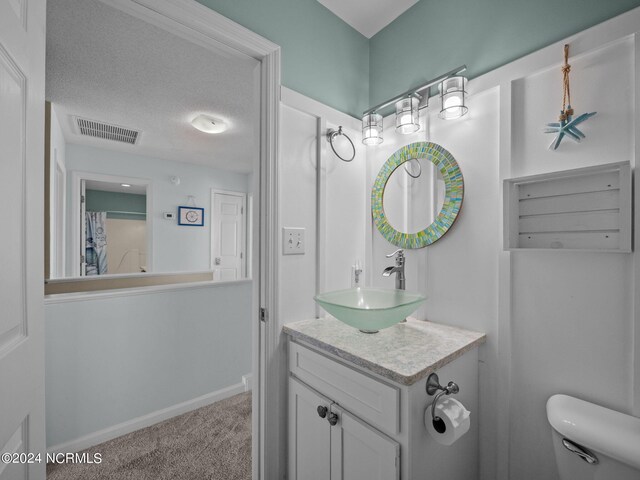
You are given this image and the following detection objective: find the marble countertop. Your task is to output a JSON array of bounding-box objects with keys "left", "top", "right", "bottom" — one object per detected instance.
[{"left": 283, "top": 317, "right": 486, "bottom": 386}]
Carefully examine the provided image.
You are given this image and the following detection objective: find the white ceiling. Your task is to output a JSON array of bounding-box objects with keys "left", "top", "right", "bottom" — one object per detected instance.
[
  {"left": 46, "top": 0, "right": 260, "bottom": 173},
  {"left": 317, "top": 0, "right": 419, "bottom": 38}
]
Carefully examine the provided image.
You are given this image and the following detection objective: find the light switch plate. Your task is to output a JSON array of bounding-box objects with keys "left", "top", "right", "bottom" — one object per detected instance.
[{"left": 283, "top": 227, "right": 305, "bottom": 255}]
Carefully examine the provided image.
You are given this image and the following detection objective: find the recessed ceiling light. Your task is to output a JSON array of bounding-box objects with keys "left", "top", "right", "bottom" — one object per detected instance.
[
  {"left": 191, "top": 114, "right": 228, "bottom": 134},
  {"left": 121, "top": 183, "right": 131, "bottom": 187}
]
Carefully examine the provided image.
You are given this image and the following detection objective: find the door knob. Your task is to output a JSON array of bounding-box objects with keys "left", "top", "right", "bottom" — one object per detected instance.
[
  {"left": 214, "top": 257, "right": 221, "bottom": 265},
  {"left": 317, "top": 405, "right": 328, "bottom": 418},
  {"left": 327, "top": 412, "right": 339, "bottom": 426}
]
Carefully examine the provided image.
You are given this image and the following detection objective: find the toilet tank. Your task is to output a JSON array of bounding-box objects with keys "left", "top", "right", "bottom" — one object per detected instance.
[{"left": 546, "top": 394, "right": 640, "bottom": 480}]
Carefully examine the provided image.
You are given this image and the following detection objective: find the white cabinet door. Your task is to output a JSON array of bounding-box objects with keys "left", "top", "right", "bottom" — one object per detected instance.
[
  {"left": 289, "top": 377, "right": 332, "bottom": 480},
  {"left": 330, "top": 405, "right": 400, "bottom": 480},
  {"left": 0, "top": 0, "right": 46, "bottom": 479}
]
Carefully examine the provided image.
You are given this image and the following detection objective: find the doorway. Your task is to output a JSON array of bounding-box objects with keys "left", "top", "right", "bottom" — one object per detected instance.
[{"left": 0, "top": 0, "right": 281, "bottom": 478}]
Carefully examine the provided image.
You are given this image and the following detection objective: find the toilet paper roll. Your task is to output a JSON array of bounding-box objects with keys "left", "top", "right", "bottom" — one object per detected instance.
[{"left": 424, "top": 397, "right": 470, "bottom": 446}]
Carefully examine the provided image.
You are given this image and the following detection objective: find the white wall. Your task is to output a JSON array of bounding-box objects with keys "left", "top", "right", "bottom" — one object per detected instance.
[
  {"left": 64, "top": 143, "right": 250, "bottom": 274},
  {"left": 278, "top": 89, "right": 367, "bottom": 325},
  {"left": 44, "top": 281, "right": 252, "bottom": 449},
  {"left": 366, "top": 10, "right": 640, "bottom": 480}
]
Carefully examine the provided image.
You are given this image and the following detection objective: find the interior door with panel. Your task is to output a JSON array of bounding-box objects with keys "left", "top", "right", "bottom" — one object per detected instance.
[
  {"left": 330, "top": 405, "right": 400, "bottom": 480},
  {"left": 212, "top": 190, "right": 246, "bottom": 281},
  {"left": 0, "top": 0, "right": 47, "bottom": 479},
  {"left": 288, "top": 377, "right": 332, "bottom": 480}
]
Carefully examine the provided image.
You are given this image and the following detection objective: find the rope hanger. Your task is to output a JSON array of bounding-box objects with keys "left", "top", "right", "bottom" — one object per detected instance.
[{"left": 543, "top": 44, "right": 597, "bottom": 150}]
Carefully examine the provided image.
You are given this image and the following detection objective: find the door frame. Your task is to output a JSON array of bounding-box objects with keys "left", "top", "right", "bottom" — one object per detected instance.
[
  {"left": 51, "top": 145, "right": 67, "bottom": 277},
  {"left": 210, "top": 189, "right": 247, "bottom": 278},
  {"left": 98, "top": 1, "right": 281, "bottom": 479},
  {"left": 70, "top": 171, "right": 153, "bottom": 277}
]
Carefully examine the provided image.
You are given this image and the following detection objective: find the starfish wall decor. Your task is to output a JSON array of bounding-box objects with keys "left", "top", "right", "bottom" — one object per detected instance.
[{"left": 544, "top": 44, "right": 596, "bottom": 150}]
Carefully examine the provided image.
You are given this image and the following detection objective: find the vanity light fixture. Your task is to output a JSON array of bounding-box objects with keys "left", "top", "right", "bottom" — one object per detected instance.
[
  {"left": 191, "top": 114, "right": 228, "bottom": 134},
  {"left": 121, "top": 183, "right": 131, "bottom": 187},
  {"left": 438, "top": 76, "right": 468, "bottom": 120},
  {"left": 361, "top": 65, "right": 467, "bottom": 145},
  {"left": 395, "top": 95, "right": 421, "bottom": 134},
  {"left": 362, "top": 113, "right": 383, "bottom": 145}
]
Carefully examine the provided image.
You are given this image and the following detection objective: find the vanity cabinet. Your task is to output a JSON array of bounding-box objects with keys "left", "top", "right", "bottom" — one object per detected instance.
[
  {"left": 284, "top": 318, "right": 485, "bottom": 480},
  {"left": 289, "top": 377, "right": 399, "bottom": 480}
]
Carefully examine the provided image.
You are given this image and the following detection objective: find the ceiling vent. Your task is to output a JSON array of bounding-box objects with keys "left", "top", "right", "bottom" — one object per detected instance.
[{"left": 74, "top": 117, "right": 140, "bottom": 145}]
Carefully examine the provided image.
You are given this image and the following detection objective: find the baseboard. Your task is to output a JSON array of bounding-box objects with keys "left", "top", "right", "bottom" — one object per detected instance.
[
  {"left": 47, "top": 381, "right": 246, "bottom": 454},
  {"left": 242, "top": 373, "right": 253, "bottom": 391}
]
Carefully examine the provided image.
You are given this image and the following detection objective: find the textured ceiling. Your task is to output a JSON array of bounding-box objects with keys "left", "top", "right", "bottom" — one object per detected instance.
[
  {"left": 317, "top": 0, "right": 418, "bottom": 38},
  {"left": 46, "top": 0, "right": 260, "bottom": 173}
]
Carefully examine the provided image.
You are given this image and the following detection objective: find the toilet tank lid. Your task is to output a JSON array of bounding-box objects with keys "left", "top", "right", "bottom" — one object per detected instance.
[{"left": 546, "top": 394, "right": 640, "bottom": 470}]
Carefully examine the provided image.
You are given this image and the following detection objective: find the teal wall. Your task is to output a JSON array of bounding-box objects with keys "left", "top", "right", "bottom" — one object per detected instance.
[
  {"left": 196, "top": 0, "right": 640, "bottom": 116},
  {"left": 85, "top": 189, "right": 146, "bottom": 220},
  {"left": 195, "top": 0, "right": 369, "bottom": 117},
  {"left": 369, "top": 0, "right": 640, "bottom": 107}
]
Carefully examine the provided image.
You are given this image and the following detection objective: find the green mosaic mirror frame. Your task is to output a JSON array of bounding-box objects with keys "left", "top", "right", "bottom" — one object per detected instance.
[{"left": 371, "top": 142, "right": 464, "bottom": 249}]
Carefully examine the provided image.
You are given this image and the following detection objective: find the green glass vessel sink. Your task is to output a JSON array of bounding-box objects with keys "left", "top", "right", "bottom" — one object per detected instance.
[{"left": 314, "top": 287, "right": 426, "bottom": 333}]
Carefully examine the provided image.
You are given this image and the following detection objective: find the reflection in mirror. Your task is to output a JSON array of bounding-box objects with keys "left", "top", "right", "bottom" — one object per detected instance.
[
  {"left": 82, "top": 178, "right": 148, "bottom": 276},
  {"left": 382, "top": 158, "right": 445, "bottom": 234},
  {"left": 45, "top": 0, "right": 259, "bottom": 281}
]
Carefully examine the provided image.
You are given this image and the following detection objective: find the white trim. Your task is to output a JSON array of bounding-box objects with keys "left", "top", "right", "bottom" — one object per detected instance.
[
  {"left": 44, "top": 278, "right": 252, "bottom": 304},
  {"left": 104, "top": 0, "right": 278, "bottom": 60},
  {"left": 259, "top": 46, "right": 281, "bottom": 480},
  {"left": 95, "top": 2, "right": 281, "bottom": 479},
  {"left": 281, "top": 86, "right": 361, "bottom": 131},
  {"left": 47, "top": 381, "right": 247, "bottom": 454},
  {"left": 51, "top": 150, "right": 67, "bottom": 278},
  {"left": 633, "top": 32, "right": 640, "bottom": 418},
  {"left": 70, "top": 170, "right": 153, "bottom": 277},
  {"left": 211, "top": 189, "right": 247, "bottom": 277},
  {"left": 243, "top": 374, "right": 253, "bottom": 391}
]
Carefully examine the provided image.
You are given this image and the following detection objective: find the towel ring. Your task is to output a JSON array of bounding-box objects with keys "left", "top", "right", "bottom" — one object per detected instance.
[{"left": 327, "top": 126, "right": 356, "bottom": 162}]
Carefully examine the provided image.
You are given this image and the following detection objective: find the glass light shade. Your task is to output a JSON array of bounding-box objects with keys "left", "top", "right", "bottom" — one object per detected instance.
[
  {"left": 191, "top": 114, "right": 227, "bottom": 133},
  {"left": 395, "top": 96, "right": 420, "bottom": 134},
  {"left": 362, "top": 113, "right": 383, "bottom": 145},
  {"left": 439, "top": 76, "right": 468, "bottom": 120}
]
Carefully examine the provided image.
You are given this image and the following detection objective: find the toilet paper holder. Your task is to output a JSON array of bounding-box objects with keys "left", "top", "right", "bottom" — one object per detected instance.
[{"left": 426, "top": 373, "right": 460, "bottom": 432}]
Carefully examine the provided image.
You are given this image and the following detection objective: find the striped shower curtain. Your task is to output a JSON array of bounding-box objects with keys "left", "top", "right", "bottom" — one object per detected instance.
[{"left": 85, "top": 212, "right": 108, "bottom": 275}]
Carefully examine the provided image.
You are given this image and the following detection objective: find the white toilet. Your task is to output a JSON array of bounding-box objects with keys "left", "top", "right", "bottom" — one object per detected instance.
[{"left": 546, "top": 394, "right": 640, "bottom": 480}]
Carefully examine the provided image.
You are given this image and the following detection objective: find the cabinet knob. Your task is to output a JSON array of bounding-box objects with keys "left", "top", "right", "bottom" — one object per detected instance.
[
  {"left": 317, "top": 405, "right": 328, "bottom": 418},
  {"left": 327, "top": 412, "right": 339, "bottom": 426}
]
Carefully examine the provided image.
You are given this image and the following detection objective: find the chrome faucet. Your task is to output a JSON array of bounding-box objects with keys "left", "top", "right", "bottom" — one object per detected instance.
[{"left": 382, "top": 249, "right": 405, "bottom": 290}]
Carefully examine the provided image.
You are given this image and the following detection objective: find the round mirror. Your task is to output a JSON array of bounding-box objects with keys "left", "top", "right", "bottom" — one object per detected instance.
[{"left": 371, "top": 142, "right": 464, "bottom": 249}]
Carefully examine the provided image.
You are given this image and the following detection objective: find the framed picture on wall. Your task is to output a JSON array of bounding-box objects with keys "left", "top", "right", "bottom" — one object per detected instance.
[{"left": 178, "top": 206, "right": 205, "bottom": 226}]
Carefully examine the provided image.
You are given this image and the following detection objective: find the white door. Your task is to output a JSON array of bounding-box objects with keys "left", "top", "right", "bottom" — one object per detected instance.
[
  {"left": 212, "top": 191, "right": 246, "bottom": 281},
  {"left": 288, "top": 378, "right": 332, "bottom": 480},
  {"left": 330, "top": 405, "right": 400, "bottom": 480},
  {"left": 0, "top": 1, "right": 47, "bottom": 479}
]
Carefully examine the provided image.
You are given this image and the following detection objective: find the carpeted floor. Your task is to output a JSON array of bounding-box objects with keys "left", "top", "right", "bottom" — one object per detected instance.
[{"left": 47, "top": 392, "right": 252, "bottom": 480}]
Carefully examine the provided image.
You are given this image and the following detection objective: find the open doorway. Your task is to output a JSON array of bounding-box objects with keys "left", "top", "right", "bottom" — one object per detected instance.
[
  {"left": 41, "top": 0, "right": 271, "bottom": 479},
  {"left": 1, "top": 0, "right": 280, "bottom": 478}
]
